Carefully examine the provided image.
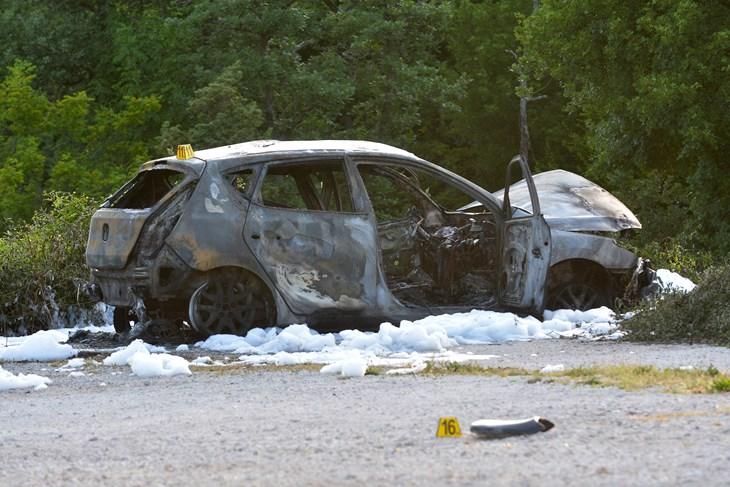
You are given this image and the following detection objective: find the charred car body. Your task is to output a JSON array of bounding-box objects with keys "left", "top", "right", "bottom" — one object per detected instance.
[{"left": 85, "top": 140, "right": 652, "bottom": 336}]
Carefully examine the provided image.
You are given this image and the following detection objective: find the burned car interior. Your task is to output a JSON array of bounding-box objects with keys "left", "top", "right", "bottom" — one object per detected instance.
[
  {"left": 248, "top": 160, "right": 501, "bottom": 309},
  {"left": 357, "top": 164, "right": 499, "bottom": 309},
  {"left": 85, "top": 140, "right": 653, "bottom": 339}
]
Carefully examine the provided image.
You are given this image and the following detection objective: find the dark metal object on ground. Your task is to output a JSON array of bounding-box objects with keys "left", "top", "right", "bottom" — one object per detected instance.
[{"left": 470, "top": 417, "right": 555, "bottom": 439}]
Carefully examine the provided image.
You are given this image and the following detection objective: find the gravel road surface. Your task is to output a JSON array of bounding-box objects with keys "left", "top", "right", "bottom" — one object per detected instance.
[{"left": 2, "top": 340, "right": 729, "bottom": 486}]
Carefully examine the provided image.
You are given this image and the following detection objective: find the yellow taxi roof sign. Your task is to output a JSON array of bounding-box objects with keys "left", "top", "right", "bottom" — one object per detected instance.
[{"left": 176, "top": 144, "right": 195, "bottom": 160}]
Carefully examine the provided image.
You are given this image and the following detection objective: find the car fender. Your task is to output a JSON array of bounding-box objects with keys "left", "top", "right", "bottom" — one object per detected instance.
[{"left": 550, "top": 230, "right": 638, "bottom": 271}]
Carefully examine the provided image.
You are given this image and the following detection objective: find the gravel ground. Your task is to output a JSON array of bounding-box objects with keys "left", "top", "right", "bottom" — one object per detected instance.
[{"left": 2, "top": 340, "right": 730, "bottom": 486}]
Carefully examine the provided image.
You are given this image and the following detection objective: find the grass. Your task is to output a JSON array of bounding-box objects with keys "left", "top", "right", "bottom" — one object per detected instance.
[
  {"left": 422, "top": 361, "right": 730, "bottom": 394},
  {"left": 423, "top": 361, "right": 529, "bottom": 377},
  {"left": 187, "top": 358, "right": 730, "bottom": 394},
  {"left": 189, "top": 363, "right": 321, "bottom": 374}
]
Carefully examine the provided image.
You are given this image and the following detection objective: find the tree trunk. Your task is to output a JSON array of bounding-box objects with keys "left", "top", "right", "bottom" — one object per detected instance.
[{"left": 518, "top": 0, "right": 541, "bottom": 165}]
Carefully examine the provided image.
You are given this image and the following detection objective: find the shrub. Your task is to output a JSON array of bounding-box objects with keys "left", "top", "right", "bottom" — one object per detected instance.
[
  {"left": 0, "top": 192, "right": 101, "bottom": 335},
  {"left": 710, "top": 377, "right": 730, "bottom": 393},
  {"left": 619, "top": 236, "right": 713, "bottom": 283},
  {"left": 622, "top": 263, "right": 730, "bottom": 346}
]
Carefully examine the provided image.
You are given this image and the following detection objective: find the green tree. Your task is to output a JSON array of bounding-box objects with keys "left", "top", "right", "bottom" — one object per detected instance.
[
  {"left": 519, "top": 0, "right": 730, "bottom": 255},
  {"left": 0, "top": 61, "right": 160, "bottom": 226}
]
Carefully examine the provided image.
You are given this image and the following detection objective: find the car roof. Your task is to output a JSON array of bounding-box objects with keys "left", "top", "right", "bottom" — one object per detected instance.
[
  {"left": 197, "top": 139, "right": 418, "bottom": 161},
  {"left": 143, "top": 140, "right": 421, "bottom": 173}
]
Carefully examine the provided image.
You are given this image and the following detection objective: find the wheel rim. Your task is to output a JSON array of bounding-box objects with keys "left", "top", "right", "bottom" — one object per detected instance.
[
  {"left": 189, "top": 273, "right": 270, "bottom": 336},
  {"left": 551, "top": 283, "right": 601, "bottom": 310}
]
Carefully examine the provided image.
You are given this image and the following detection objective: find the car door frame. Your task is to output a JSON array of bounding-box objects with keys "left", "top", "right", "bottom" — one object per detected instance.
[
  {"left": 242, "top": 154, "right": 382, "bottom": 318},
  {"left": 348, "top": 154, "right": 508, "bottom": 313},
  {"left": 498, "top": 155, "right": 552, "bottom": 314}
]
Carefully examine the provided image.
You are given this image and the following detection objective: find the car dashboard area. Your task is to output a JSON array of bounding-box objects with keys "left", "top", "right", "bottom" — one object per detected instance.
[{"left": 377, "top": 210, "right": 498, "bottom": 309}]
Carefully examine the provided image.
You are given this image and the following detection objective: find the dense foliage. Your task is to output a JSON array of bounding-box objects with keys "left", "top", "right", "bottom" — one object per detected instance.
[
  {"left": 0, "top": 193, "right": 101, "bottom": 334},
  {"left": 519, "top": 0, "right": 730, "bottom": 257},
  {"left": 0, "top": 1, "right": 727, "bottom": 333}
]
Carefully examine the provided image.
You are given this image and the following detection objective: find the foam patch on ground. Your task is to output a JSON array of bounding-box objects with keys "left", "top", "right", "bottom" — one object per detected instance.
[
  {"left": 193, "top": 306, "right": 620, "bottom": 375},
  {"left": 0, "top": 317, "right": 115, "bottom": 362},
  {"left": 0, "top": 365, "right": 51, "bottom": 391},
  {"left": 198, "top": 306, "right": 617, "bottom": 356},
  {"left": 656, "top": 269, "right": 697, "bottom": 293},
  {"left": 103, "top": 339, "right": 191, "bottom": 378},
  {"left": 0, "top": 330, "right": 77, "bottom": 362}
]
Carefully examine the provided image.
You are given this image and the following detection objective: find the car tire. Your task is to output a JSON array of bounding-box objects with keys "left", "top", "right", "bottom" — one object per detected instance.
[
  {"left": 547, "top": 266, "right": 613, "bottom": 311},
  {"left": 188, "top": 269, "right": 273, "bottom": 337}
]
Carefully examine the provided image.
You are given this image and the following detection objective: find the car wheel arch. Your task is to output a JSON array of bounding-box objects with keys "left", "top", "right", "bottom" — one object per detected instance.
[
  {"left": 189, "top": 265, "right": 279, "bottom": 323},
  {"left": 546, "top": 258, "right": 615, "bottom": 310}
]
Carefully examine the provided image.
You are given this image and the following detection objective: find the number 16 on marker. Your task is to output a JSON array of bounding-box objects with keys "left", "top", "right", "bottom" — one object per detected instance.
[{"left": 436, "top": 417, "right": 462, "bottom": 438}]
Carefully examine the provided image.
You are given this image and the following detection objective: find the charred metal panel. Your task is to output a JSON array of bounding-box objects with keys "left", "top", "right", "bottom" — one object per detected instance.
[
  {"left": 86, "top": 208, "right": 151, "bottom": 269},
  {"left": 90, "top": 272, "right": 137, "bottom": 307},
  {"left": 166, "top": 171, "right": 261, "bottom": 272},
  {"left": 243, "top": 204, "right": 379, "bottom": 315},
  {"left": 492, "top": 170, "right": 641, "bottom": 232},
  {"left": 498, "top": 157, "right": 551, "bottom": 312},
  {"left": 499, "top": 217, "right": 551, "bottom": 310},
  {"left": 550, "top": 230, "right": 638, "bottom": 270},
  {"left": 165, "top": 167, "right": 297, "bottom": 324}
]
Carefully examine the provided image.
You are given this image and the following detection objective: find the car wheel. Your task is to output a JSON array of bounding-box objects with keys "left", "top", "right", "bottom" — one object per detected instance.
[
  {"left": 548, "top": 282, "right": 609, "bottom": 310},
  {"left": 188, "top": 270, "right": 272, "bottom": 336},
  {"left": 547, "top": 266, "right": 613, "bottom": 311}
]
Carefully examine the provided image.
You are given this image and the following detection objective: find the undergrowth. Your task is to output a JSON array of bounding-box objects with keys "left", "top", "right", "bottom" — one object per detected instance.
[
  {"left": 0, "top": 192, "right": 101, "bottom": 335},
  {"left": 621, "top": 263, "right": 730, "bottom": 346},
  {"left": 424, "top": 362, "right": 730, "bottom": 394}
]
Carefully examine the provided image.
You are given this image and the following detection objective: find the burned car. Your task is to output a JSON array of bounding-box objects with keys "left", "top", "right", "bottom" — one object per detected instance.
[{"left": 85, "top": 140, "right": 651, "bottom": 337}]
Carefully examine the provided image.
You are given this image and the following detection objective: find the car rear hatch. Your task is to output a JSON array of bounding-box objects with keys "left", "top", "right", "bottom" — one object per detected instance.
[{"left": 86, "top": 163, "right": 198, "bottom": 270}]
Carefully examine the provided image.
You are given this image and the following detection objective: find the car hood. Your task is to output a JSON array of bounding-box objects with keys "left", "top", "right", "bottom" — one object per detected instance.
[{"left": 461, "top": 169, "right": 642, "bottom": 232}]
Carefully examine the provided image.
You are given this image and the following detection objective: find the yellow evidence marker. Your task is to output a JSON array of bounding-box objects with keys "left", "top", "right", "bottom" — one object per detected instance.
[
  {"left": 436, "top": 417, "right": 462, "bottom": 438},
  {"left": 176, "top": 144, "right": 195, "bottom": 160}
]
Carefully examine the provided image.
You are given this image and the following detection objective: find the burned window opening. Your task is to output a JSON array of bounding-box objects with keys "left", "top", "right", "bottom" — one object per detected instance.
[
  {"left": 227, "top": 169, "right": 254, "bottom": 199},
  {"left": 260, "top": 160, "right": 354, "bottom": 212},
  {"left": 110, "top": 169, "right": 184, "bottom": 210},
  {"left": 359, "top": 164, "right": 498, "bottom": 308}
]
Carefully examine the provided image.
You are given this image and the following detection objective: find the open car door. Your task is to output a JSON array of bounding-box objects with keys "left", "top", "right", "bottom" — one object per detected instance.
[{"left": 498, "top": 156, "right": 552, "bottom": 314}]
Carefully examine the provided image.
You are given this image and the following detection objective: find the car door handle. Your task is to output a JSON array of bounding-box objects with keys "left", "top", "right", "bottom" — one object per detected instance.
[{"left": 251, "top": 233, "right": 260, "bottom": 240}]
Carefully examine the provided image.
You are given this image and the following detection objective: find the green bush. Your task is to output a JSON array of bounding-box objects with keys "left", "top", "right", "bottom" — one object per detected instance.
[
  {"left": 621, "top": 236, "right": 714, "bottom": 284},
  {"left": 0, "top": 192, "right": 101, "bottom": 335},
  {"left": 622, "top": 263, "right": 730, "bottom": 346}
]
